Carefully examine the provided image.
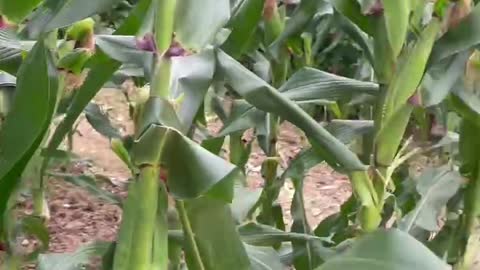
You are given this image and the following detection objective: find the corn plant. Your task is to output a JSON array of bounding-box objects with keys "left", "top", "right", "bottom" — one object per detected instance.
[{"left": 1, "top": 0, "right": 480, "bottom": 269}]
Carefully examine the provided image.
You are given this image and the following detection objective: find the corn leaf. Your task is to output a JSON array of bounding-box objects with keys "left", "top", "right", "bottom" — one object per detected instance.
[
  {"left": 318, "top": 229, "right": 450, "bottom": 270},
  {"left": 23, "top": 0, "right": 124, "bottom": 38},
  {"left": 172, "top": 48, "right": 216, "bottom": 128},
  {"left": 216, "top": 50, "right": 366, "bottom": 171},
  {"left": 279, "top": 67, "right": 378, "bottom": 101},
  {"left": 182, "top": 197, "right": 251, "bottom": 270},
  {"left": 382, "top": 0, "right": 410, "bottom": 58},
  {"left": 330, "top": 0, "right": 374, "bottom": 35},
  {"left": 231, "top": 183, "right": 262, "bottom": 223},
  {"left": 399, "top": 166, "right": 463, "bottom": 232},
  {"left": 132, "top": 124, "right": 237, "bottom": 200},
  {"left": 175, "top": 0, "right": 230, "bottom": 50},
  {"left": 422, "top": 52, "right": 470, "bottom": 106},
  {"left": 269, "top": 0, "right": 331, "bottom": 59},
  {"left": 430, "top": 3, "right": 480, "bottom": 64},
  {"left": 377, "top": 21, "right": 441, "bottom": 164},
  {"left": 49, "top": 173, "right": 122, "bottom": 205},
  {"left": 245, "top": 244, "right": 285, "bottom": 270},
  {"left": 94, "top": 35, "right": 154, "bottom": 73},
  {"left": 335, "top": 13, "right": 374, "bottom": 66},
  {"left": 84, "top": 102, "right": 122, "bottom": 139},
  {"left": 291, "top": 175, "right": 324, "bottom": 270},
  {"left": 38, "top": 242, "right": 111, "bottom": 270},
  {"left": 0, "top": 0, "right": 42, "bottom": 23},
  {"left": 222, "top": 0, "right": 265, "bottom": 58},
  {"left": 238, "top": 222, "right": 330, "bottom": 246},
  {"left": 46, "top": 0, "right": 152, "bottom": 155},
  {"left": 0, "top": 39, "right": 58, "bottom": 233}
]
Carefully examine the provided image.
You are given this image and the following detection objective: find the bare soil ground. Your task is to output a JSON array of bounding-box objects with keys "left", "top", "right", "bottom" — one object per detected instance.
[{"left": 35, "top": 89, "right": 351, "bottom": 258}]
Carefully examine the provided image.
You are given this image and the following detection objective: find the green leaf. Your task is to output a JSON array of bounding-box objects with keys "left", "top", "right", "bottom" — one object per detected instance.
[
  {"left": 84, "top": 102, "right": 122, "bottom": 139},
  {"left": 172, "top": 48, "right": 216, "bottom": 128},
  {"left": 382, "top": 0, "right": 410, "bottom": 59},
  {"left": 216, "top": 50, "right": 366, "bottom": 171},
  {"left": 0, "top": 39, "right": 58, "bottom": 233},
  {"left": 0, "top": 0, "right": 42, "bottom": 23},
  {"left": 219, "top": 101, "right": 266, "bottom": 136},
  {"left": 245, "top": 244, "right": 285, "bottom": 270},
  {"left": 269, "top": 0, "right": 331, "bottom": 59},
  {"left": 231, "top": 184, "right": 262, "bottom": 223},
  {"left": 46, "top": 0, "right": 152, "bottom": 156},
  {"left": 175, "top": 0, "right": 230, "bottom": 50},
  {"left": 57, "top": 48, "right": 92, "bottom": 74},
  {"left": 430, "top": 3, "right": 480, "bottom": 64},
  {"left": 94, "top": 35, "right": 153, "bottom": 73},
  {"left": 330, "top": 0, "right": 374, "bottom": 35},
  {"left": 238, "top": 222, "right": 330, "bottom": 247},
  {"left": 279, "top": 67, "right": 378, "bottom": 102},
  {"left": 222, "top": 0, "right": 265, "bottom": 58},
  {"left": 318, "top": 229, "right": 450, "bottom": 270},
  {"left": 376, "top": 20, "right": 441, "bottom": 165},
  {"left": 38, "top": 242, "right": 111, "bottom": 270},
  {"left": 219, "top": 67, "right": 377, "bottom": 136},
  {"left": 182, "top": 197, "right": 251, "bottom": 270},
  {"left": 399, "top": 166, "right": 463, "bottom": 232},
  {"left": 422, "top": 52, "right": 470, "bottom": 106},
  {"left": 291, "top": 171, "right": 323, "bottom": 270},
  {"left": 49, "top": 173, "right": 122, "bottom": 205},
  {"left": 23, "top": 0, "right": 124, "bottom": 38},
  {"left": 132, "top": 124, "right": 237, "bottom": 200},
  {"left": 335, "top": 12, "right": 374, "bottom": 66},
  {"left": 0, "top": 29, "right": 36, "bottom": 75},
  {"left": 0, "top": 47, "right": 22, "bottom": 75}
]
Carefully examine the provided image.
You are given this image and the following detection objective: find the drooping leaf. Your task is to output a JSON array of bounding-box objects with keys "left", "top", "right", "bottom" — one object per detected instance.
[
  {"left": 0, "top": 0, "right": 42, "bottom": 23},
  {"left": 399, "top": 166, "right": 463, "bottom": 232},
  {"left": 132, "top": 124, "right": 237, "bottom": 200},
  {"left": 318, "top": 229, "right": 450, "bottom": 270},
  {"left": 84, "top": 102, "right": 122, "bottom": 139},
  {"left": 24, "top": 0, "right": 124, "bottom": 38},
  {"left": 171, "top": 48, "right": 216, "bottom": 128},
  {"left": 222, "top": 0, "right": 265, "bottom": 58},
  {"left": 216, "top": 50, "right": 366, "bottom": 171},
  {"left": 245, "top": 243, "right": 285, "bottom": 270},
  {"left": 0, "top": 39, "right": 58, "bottom": 233},
  {"left": 46, "top": 0, "right": 152, "bottom": 156},
  {"left": 175, "top": 0, "right": 230, "bottom": 50},
  {"left": 422, "top": 52, "right": 470, "bottom": 107},
  {"left": 94, "top": 35, "right": 154, "bottom": 74},
  {"left": 430, "top": 3, "right": 480, "bottom": 63},
  {"left": 38, "top": 242, "right": 111, "bottom": 270},
  {"left": 182, "top": 197, "right": 251, "bottom": 270}
]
